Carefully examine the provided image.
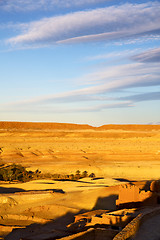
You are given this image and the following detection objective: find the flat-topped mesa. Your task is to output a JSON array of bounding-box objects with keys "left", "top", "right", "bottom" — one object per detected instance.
[
  {"left": 0, "top": 121, "right": 93, "bottom": 130},
  {"left": 98, "top": 124, "right": 160, "bottom": 131},
  {"left": 0, "top": 121, "right": 160, "bottom": 131}
]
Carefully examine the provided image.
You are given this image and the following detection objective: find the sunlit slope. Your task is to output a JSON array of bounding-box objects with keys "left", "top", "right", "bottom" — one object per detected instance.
[{"left": 0, "top": 122, "right": 160, "bottom": 180}]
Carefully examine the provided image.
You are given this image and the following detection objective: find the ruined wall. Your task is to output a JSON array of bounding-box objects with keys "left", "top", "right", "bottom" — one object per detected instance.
[
  {"left": 69, "top": 208, "right": 136, "bottom": 232},
  {"left": 113, "top": 213, "right": 142, "bottom": 240},
  {"left": 113, "top": 206, "right": 160, "bottom": 240},
  {"left": 116, "top": 183, "right": 157, "bottom": 208},
  {"left": 116, "top": 184, "right": 140, "bottom": 205},
  {"left": 150, "top": 180, "right": 160, "bottom": 192},
  {"left": 88, "top": 209, "right": 135, "bottom": 228}
]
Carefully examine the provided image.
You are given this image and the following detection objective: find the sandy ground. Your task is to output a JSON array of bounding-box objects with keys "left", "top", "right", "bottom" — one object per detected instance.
[
  {"left": 0, "top": 122, "right": 160, "bottom": 180},
  {"left": 0, "top": 178, "right": 120, "bottom": 239},
  {"left": 0, "top": 122, "right": 160, "bottom": 239}
]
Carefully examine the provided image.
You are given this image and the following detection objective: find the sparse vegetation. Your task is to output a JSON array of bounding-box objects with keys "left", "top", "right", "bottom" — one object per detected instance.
[
  {"left": 82, "top": 171, "right": 88, "bottom": 178},
  {"left": 45, "top": 170, "right": 95, "bottom": 181},
  {"left": 0, "top": 164, "right": 33, "bottom": 182},
  {"left": 0, "top": 164, "right": 95, "bottom": 182},
  {"left": 89, "top": 173, "right": 96, "bottom": 178}
]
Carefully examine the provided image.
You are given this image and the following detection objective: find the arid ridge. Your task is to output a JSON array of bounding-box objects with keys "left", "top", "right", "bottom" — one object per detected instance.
[{"left": 0, "top": 121, "right": 160, "bottom": 130}]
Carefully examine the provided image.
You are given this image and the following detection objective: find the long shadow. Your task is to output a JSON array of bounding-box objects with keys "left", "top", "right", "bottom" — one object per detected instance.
[
  {"left": 5, "top": 209, "right": 87, "bottom": 240},
  {"left": 113, "top": 178, "right": 134, "bottom": 183},
  {"left": 0, "top": 187, "right": 26, "bottom": 193},
  {"left": 25, "top": 189, "right": 65, "bottom": 194},
  {"left": 92, "top": 177, "right": 104, "bottom": 180},
  {"left": 0, "top": 187, "right": 65, "bottom": 194},
  {"left": 53, "top": 179, "right": 96, "bottom": 184},
  {"left": 33, "top": 182, "right": 55, "bottom": 185},
  {"left": 140, "top": 180, "right": 152, "bottom": 192},
  {"left": 93, "top": 194, "right": 118, "bottom": 211},
  {"left": 4, "top": 196, "right": 118, "bottom": 239},
  {"left": 4, "top": 182, "right": 160, "bottom": 240},
  {"left": 77, "top": 185, "right": 108, "bottom": 188}
]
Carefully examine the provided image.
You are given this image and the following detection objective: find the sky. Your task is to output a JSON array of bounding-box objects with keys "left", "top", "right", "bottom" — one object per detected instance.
[{"left": 0, "top": 0, "right": 160, "bottom": 126}]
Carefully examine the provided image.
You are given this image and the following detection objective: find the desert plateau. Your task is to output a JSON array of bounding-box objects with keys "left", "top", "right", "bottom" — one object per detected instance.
[
  {"left": 0, "top": 121, "right": 160, "bottom": 240},
  {"left": 1, "top": 0, "right": 160, "bottom": 239}
]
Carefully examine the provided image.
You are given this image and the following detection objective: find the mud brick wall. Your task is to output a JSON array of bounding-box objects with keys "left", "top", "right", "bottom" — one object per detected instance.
[
  {"left": 113, "top": 207, "right": 160, "bottom": 240},
  {"left": 113, "top": 213, "right": 142, "bottom": 240}
]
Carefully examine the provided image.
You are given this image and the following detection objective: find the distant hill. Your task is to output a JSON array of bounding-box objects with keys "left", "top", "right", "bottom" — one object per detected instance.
[
  {"left": 99, "top": 124, "right": 160, "bottom": 131},
  {"left": 0, "top": 121, "right": 160, "bottom": 131},
  {"left": 0, "top": 121, "right": 93, "bottom": 130}
]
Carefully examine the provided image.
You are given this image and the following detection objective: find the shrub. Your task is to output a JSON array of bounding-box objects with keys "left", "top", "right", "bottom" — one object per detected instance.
[
  {"left": 0, "top": 164, "right": 34, "bottom": 182},
  {"left": 69, "top": 174, "right": 75, "bottom": 180},
  {"left": 75, "top": 170, "right": 81, "bottom": 180},
  {"left": 89, "top": 173, "right": 96, "bottom": 178},
  {"left": 81, "top": 171, "right": 88, "bottom": 178}
]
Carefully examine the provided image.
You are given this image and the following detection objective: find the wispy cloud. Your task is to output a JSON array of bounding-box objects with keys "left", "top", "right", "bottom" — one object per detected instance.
[
  {"left": 6, "top": 2, "right": 160, "bottom": 47},
  {"left": 1, "top": 61, "right": 159, "bottom": 111},
  {"left": 0, "top": 0, "right": 113, "bottom": 12},
  {"left": 114, "top": 35, "right": 160, "bottom": 46},
  {"left": 131, "top": 47, "right": 160, "bottom": 63},
  {"left": 119, "top": 92, "right": 160, "bottom": 102},
  {"left": 0, "top": 101, "right": 132, "bottom": 113},
  {"left": 0, "top": 53, "right": 159, "bottom": 116},
  {"left": 80, "top": 62, "right": 160, "bottom": 85},
  {"left": 86, "top": 49, "right": 140, "bottom": 61}
]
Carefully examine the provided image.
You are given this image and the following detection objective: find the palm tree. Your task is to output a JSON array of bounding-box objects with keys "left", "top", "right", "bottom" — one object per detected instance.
[{"left": 82, "top": 171, "right": 88, "bottom": 178}]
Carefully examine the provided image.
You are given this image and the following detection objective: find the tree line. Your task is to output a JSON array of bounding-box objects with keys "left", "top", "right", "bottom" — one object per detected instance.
[{"left": 0, "top": 164, "right": 95, "bottom": 182}]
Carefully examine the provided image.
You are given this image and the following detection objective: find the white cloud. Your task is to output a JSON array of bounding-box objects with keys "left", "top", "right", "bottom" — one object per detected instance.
[{"left": 6, "top": 2, "right": 160, "bottom": 46}]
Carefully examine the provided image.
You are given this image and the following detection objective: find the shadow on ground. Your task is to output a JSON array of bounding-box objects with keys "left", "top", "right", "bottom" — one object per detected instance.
[
  {"left": 4, "top": 209, "right": 87, "bottom": 240},
  {"left": 113, "top": 178, "right": 134, "bottom": 183},
  {"left": 0, "top": 187, "right": 26, "bottom": 193},
  {"left": 93, "top": 194, "right": 118, "bottom": 211},
  {"left": 0, "top": 187, "right": 65, "bottom": 194}
]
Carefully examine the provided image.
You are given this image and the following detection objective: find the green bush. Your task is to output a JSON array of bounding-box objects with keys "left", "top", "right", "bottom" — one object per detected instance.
[
  {"left": 0, "top": 165, "right": 96, "bottom": 182},
  {"left": 89, "top": 173, "right": 96, "bottom": 178},
  {"left": 0, "top": 164, "right": 33, "bottom": 182},
  {"left": 81, "top": 171, "right": 88, "bottom": 178}
]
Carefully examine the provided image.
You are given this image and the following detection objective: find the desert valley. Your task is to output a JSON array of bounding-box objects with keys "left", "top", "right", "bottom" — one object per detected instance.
[{"left": 0, "top": 121, "right": 160, "bottom": 240}]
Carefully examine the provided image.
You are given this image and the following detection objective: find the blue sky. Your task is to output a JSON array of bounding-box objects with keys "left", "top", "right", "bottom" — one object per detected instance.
[{"left": 0, "top": 0, "right": 160, "bottom": 126}]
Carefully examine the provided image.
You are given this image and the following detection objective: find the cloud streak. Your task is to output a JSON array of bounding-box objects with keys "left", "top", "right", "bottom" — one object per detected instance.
[
  {"left": 2, "top": 62, "right": 159, "bottom": 110},
  {"left": 6, "top": 2, "right": 160, "bottom": 47},
  {"left": 0, "top": 0, "right": 112, "bottom": 12},
  {"left": 119, "top": 92, "right": 160, "bottom": 103},
  {"left": 131, "top": 48, "right": 160, "bottom": 63},
  {"left": 0, "top": 101, "right": 132, "bottom": 114},
  {"left": 0, "top": 57, "right": 159, "bottom": 115}
]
